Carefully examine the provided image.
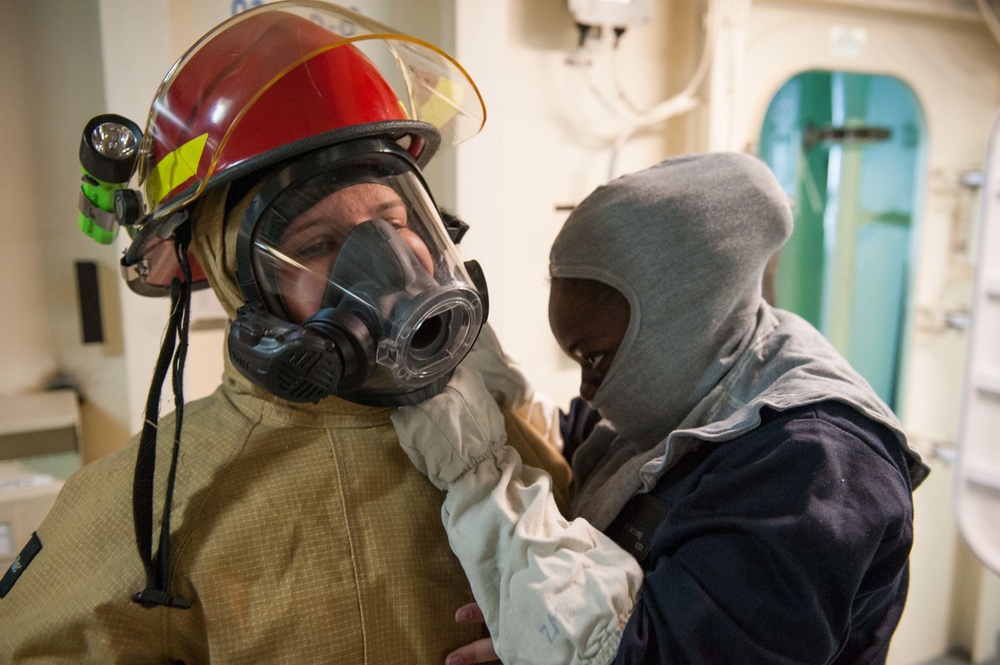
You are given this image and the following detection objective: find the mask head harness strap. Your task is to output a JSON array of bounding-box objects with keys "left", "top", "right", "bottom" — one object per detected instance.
[{"left": 131, "top": 222, "right": 194, "bottom": 610}]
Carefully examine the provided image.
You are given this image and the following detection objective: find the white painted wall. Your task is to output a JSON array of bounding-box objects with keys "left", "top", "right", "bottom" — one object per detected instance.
[
  {"left": 0, "top": 0, "right": 131, "bottom": 462},
  {"left": 0, "top": 0, "right": 58, "bottom": 395}
]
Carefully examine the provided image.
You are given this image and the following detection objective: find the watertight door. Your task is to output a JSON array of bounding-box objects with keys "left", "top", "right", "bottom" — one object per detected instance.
[{"left": 955, "top": 109, "right": 1000, "bottom": 575}]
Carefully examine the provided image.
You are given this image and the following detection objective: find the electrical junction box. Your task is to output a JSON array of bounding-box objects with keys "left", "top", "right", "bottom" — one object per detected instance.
[
  {"left": 569, "top": 0, "right": 653, "bottom": 27},
  {"left": 0, "top": 390, "right": 81, "bottom": 571}
]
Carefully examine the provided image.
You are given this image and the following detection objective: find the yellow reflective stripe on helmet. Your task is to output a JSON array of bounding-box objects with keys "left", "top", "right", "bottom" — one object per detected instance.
[
  {"left": 418, "top": 77, "right": 465, "bottom": 128},
  {"left": 146, "top": 133, "right": 210, "bottom": 205}
]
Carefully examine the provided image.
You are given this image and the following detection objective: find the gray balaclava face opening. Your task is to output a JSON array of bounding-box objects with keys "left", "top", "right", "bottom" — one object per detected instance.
[{"left": 550, "top": 153, "right": 793, "bottom": 445}]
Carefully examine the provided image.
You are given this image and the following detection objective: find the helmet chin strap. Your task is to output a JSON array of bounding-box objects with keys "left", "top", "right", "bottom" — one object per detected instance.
[{"left": 131, "top": 224, "right": 194, "bottom": 610}]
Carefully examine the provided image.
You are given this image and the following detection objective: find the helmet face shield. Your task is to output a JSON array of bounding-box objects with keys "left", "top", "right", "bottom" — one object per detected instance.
[{"left": 236, "top": 142, "right": 484, "bottom": 402}]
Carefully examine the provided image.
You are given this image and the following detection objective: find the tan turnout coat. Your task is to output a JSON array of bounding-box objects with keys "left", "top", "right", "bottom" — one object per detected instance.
[{"left": 0, "top": 185, "right": 571, "bottom": 663}]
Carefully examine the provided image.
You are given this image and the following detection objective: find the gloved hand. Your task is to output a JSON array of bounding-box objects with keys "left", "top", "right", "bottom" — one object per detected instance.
[
  {"left": 460, "top": 323, "right": 530, "bottom": 409},
  {"left": 391, "top": 365, "right": 507, "bottom": 491},
  {"left": 392, "top": 363, "right": 642, "bottom": 665},
  {"left": 462, "top": 323, "right": 564, "bottom": 450}
]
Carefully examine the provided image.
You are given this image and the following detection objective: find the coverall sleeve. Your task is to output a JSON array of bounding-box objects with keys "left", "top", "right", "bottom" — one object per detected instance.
[
  {"left": 611, "top": 413, "right": 913, "bottom": 664},
  {"left": 391, "top": 367, "right": 643, "bottom": 665},
  {"left": 0, "top": 444, "right": 203, "bottom": 663}
]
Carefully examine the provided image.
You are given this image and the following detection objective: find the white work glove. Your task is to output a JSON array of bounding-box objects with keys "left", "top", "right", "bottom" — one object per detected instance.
[
  {"left": 461, "top": 323, "right": 565, "bottom": 450},
  {"left": 392, "top": 365, "right": 643, "bottom": 665},
  {"left": 392, "top": 365, "right": 506, "bottom": 491},
  {"left": 461, "top": 323, "right": 530, "bottom": 409}
]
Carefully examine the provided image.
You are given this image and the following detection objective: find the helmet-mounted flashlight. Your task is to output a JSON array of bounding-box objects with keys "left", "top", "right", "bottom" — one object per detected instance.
[
  {"left": 83, "top": 116, "right": 140, "bottom": 178},
  {"left": 78, "top": 114, "right": 144, "bottom": 244}
]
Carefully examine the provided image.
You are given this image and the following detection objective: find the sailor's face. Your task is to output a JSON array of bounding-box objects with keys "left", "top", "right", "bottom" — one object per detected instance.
[
  {"left": 278, "top": 182, "right": 433, "bottom": 323},
  {"left": 548, "top": 278, "right": 630, "bottom": 403}
]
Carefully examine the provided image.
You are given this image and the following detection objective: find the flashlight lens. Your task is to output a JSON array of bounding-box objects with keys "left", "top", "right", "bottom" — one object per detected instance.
[{"left": 91, "top": 122, "right": 138, "bottom": 160}]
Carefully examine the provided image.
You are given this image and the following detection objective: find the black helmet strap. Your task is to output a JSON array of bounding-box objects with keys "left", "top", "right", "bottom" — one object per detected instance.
[{"left": 131, "top": 223, "right": 194, "bottom": 610}]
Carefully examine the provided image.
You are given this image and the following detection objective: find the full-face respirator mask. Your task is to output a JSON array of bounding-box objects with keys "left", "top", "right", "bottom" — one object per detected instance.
[{"left": 229, "top": 139, "right": 487, "bottom": 406}]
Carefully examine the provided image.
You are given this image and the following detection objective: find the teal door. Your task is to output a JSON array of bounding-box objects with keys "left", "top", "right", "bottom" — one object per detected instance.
[{"left": 759, "top": 70, "right": 926, "bottom": 411}]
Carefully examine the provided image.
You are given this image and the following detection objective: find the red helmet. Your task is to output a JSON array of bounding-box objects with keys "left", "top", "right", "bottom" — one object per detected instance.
[{"left": 121, "top": 2, "right": 485, "bottom": 295}]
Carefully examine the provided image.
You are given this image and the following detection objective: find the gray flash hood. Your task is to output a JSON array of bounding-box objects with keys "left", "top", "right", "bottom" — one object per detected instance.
[{"left": 549, "top": 153, "right": 929, "bottom": 528}]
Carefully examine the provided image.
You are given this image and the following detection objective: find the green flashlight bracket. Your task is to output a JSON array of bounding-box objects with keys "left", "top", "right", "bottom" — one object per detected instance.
[
  {"left": 78, "top": 177, "right": 124, "bottom": 244},
  {"left": 77, "top": 114, "right": 144, "bottom": 245}
]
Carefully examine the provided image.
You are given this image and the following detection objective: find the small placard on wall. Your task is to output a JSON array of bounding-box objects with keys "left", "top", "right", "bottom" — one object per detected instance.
[{"left": 829, "top": 26, "right": 867, "bottom": 58}]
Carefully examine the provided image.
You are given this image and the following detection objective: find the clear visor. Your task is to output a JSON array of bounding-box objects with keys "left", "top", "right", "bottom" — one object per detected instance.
[
  {"left": 136, "top": 1, "right": 486, "bottom": 223},
  {"left": 250, "top": 162, "right": 483, "bottom": 392}
]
